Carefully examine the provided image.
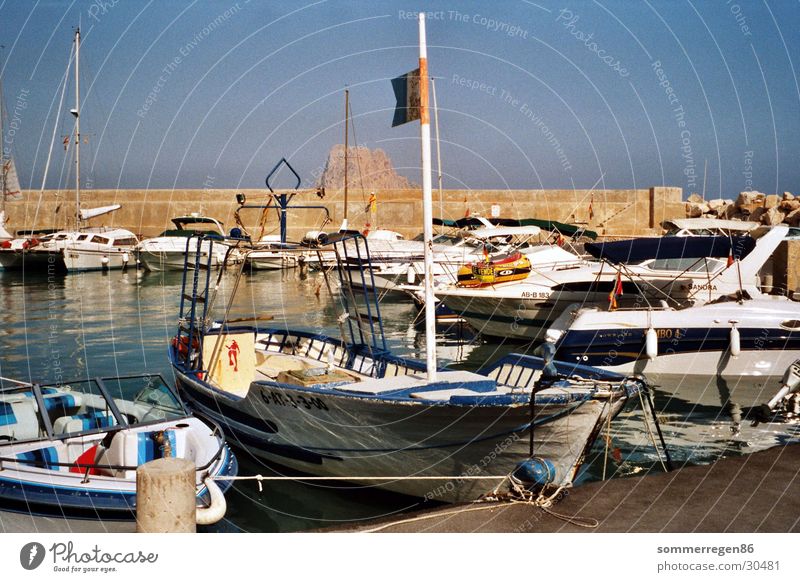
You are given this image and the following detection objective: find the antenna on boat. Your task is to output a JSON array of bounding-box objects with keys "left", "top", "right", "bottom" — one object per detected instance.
[{"left": 418, "top": 13, "right": 437, "bottom": 380}]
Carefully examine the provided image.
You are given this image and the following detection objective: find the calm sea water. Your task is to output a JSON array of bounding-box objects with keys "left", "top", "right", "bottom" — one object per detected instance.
[{"left": 2, "top": 267, "right": 799, "bottom": 531}]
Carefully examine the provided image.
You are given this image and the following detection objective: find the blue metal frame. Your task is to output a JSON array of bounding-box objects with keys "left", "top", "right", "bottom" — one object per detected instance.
[
  {"left": 265, "top": 157, "right": 302, "bottom": 244},
  {"left": 177, "top": 236, "right": 214, "bottom": 368}
]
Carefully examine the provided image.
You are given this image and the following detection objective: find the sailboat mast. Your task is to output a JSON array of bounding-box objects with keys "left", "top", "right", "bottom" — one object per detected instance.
[
  {"left": 1, "top": 61, "right": 5, "bottom": 214},
  {"left": 418, "top": 13, "right": 437, "bottom": 381},
  {"left": 73, "top": 27, "right": 81, "bottom": 229},
  {"left": 343, "top": 88, "right": 349, "bottom": 230}
]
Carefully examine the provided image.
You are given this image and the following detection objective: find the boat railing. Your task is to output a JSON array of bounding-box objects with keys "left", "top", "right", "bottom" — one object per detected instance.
[{"left": 477, "top": 353, "right": 628, "bottom": 391}]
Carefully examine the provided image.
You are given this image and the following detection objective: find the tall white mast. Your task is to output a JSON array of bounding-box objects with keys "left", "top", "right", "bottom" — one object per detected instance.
[
  {"left": 1, "top": 56, "right": 5, "bottom": 213},
  {"left": 71, "top": 28, "right": 81, "bottom": 229},
  {"left": 418, "top": 13, "right": 437, "bottom": 381},
  {"left": 342, "top": 88, "right": 349, "bottom": 231}
]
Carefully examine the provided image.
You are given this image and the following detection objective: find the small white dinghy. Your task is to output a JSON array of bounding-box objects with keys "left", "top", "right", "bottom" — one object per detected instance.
[{"left": 0, "top": 374, "right": 237, "bottom": 521}]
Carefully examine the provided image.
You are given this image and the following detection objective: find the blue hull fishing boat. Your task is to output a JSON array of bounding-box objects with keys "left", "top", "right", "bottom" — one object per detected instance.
[
  {"left": 169, "top": 14, "right": 644, "bottom": 503},
  {"left": 0, "top": 374, "right": 237, "bottom": 521}
]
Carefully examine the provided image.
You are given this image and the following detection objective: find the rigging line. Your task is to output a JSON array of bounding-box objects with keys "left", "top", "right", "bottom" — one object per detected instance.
[
  {"left": 347, "top": 95, "right": 369, "bottom": 209},
  {"left": 317, "top": 248, "right": 348, "bottom": 353},
  {"left": 431, "top": 76, "right": 444, "bottom": 222},
  {"left": 33, "top": 43, "right": 73, "bottom": 229},
  {"left": 215, "top": 474, "right": 515, "bottom": 482},
  {"left": 614, "top": 261, "right": 677, "bottom": 307},
  {"left": 618, "top": 263, "right": 660, "bottom": 309},
  {"left": 207, "top": 241, "right": 248, "bottom": 373}
]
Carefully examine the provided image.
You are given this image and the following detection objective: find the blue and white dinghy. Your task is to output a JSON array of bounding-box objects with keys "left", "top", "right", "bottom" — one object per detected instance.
[{"left": 0, "top": 374, "right": 237, "bottom": 521}]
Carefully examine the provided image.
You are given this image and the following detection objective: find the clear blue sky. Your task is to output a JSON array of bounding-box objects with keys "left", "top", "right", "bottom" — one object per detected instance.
[{"left": 1, "top": 0, "right": 798, "bottom": 199}]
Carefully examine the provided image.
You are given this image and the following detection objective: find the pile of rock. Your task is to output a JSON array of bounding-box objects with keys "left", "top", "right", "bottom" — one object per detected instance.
[
  {"left": 685, "top": 191, "right": 800, "bottom": 227},
  {"left": 317, "top": 144, "right": 418, "bottom": 191}
]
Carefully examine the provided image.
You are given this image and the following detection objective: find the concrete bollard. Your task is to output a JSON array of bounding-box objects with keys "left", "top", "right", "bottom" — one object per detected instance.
[{"left": 136, "top": 457, "right": 196, "bottom": 533}]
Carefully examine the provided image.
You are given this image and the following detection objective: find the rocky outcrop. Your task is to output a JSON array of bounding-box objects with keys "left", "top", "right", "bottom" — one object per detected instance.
[
  {"left": 686, "top": 190, "right": 800, "bottom": 227},
  {"left": 317, "top": 144, "right": 417, "bottom": 191}
]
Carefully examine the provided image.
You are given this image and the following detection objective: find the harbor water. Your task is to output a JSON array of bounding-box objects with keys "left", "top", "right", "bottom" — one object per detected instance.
[{"left": 1, "top": 267, "right": 799, "bottom": 532}]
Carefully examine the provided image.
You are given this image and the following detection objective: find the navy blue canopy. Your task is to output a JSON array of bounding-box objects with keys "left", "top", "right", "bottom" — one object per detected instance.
[{"left": 585, "top": 235, "right": 756, "bottom": 264}]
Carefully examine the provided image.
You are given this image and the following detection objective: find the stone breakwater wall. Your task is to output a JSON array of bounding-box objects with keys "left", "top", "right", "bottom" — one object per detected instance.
[{"left": 4, "top": 186, "right": 684, "bottom": 239}]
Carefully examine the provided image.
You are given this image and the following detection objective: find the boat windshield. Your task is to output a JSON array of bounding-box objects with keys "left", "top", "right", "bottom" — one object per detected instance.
[
  {"left": 416, "top": 234, "right": 463, "bottom": 245},
  {"left": 645, "top": 256, "right": 726, "bottom": 273},
  {"left": 32, "top": 375, "right": 188, "bottom": 439}
]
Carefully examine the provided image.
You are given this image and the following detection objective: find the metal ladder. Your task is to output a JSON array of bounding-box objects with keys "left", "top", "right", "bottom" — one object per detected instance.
[
  {"left": 175, "top": 235, "right": 215, "bottom": 369},
  {"left": 331, "top": 233, "right": 388, "bottom": 355}
]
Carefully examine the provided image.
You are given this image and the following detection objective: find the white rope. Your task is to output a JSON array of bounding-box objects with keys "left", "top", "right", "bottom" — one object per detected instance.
[
  {"left": 0, "top": 375, "right": 32, "bottom": 386},
  {"left": 213, "top": 473, "right": 513, "bottom": 493},
  {"left": 361, "top": 483, "right": 598, "bottom": 532}
]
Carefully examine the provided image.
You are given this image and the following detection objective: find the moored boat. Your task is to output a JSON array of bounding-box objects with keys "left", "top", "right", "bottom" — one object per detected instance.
[
  {"left": 136, "top": 215, "right": 236, "bottom": 271},
  {"left": 169, "top": 14, "right": 648, "bottom": 504},
  {"left": 0, "top": 374, "right": 237, "bottom": 520},
  {"left": 0, "top": 224, "right": 139, "bottom": 273},
  {"left": 171, "top": 322, "right": 641, "bottom": 501},
  {"left": 546, "top": 294, "right": 800, "bottom": 407}
]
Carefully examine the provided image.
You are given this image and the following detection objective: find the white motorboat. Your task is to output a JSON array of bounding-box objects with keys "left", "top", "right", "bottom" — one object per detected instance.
[
  {"left": 0, "top": 373, "right": 236, "bottom": 521},
  {"left": 436, "top": 225, "right": 787, "bottom": 340},
  {"left": 367, "top": 225, "right": 584, "bottom": 297},
  {"left": 0, "top": 219, "right": 138, "bottom": 273},
  {"left": 245, "top": 235, "right": 301, "bottom": 270},
  {"left": 137, "top": 215, "right": 236, "bottom": 271},
  {"left": 546, "top": 294, "right": 800, "bottom": 407}
]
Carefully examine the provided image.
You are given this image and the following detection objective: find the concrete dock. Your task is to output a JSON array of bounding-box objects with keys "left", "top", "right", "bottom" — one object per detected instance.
[
  {"left": 0, "top": 510, "right": 135, "bottom": 533},
  {"left": 324, "top": 444, "right": 800, "bottom": 533}
]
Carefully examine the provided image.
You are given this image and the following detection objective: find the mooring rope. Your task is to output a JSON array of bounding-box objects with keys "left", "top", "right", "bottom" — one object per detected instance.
[
  {"left": 213, "top": 473, "right": 512, "bottom": 492},
  {"left": 359, "top": 483, "right": 598, "bottom": 533},
  {"left": 212, "top": 473, "right": 601, "bottom": 531}
]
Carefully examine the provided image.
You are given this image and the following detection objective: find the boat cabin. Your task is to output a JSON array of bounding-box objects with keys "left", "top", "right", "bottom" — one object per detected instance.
[{"left": 161, "top": 215, "right": 226, "bottom": 238}]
